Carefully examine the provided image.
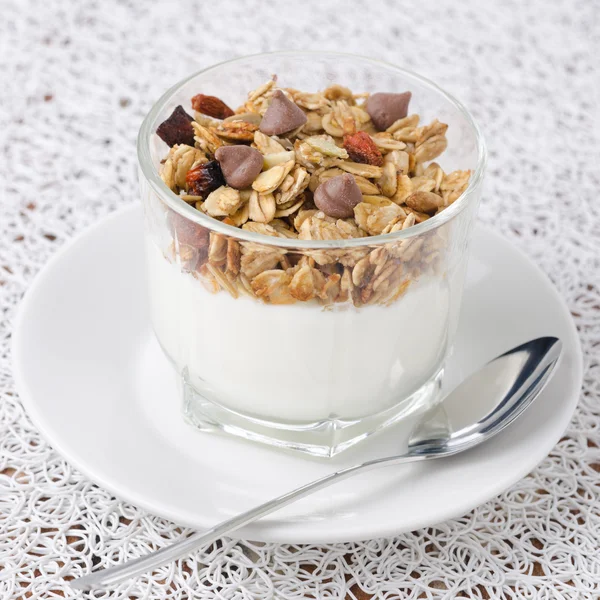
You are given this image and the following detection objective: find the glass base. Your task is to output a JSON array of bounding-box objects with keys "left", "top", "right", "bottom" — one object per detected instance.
[{"left": 181, "top": 367, "right": 444, "bottom": 458}]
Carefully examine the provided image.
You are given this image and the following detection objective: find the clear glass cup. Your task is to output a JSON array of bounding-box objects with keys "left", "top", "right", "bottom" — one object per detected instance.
[{"left": 138, "top": 51, "right": 486, "bottom": 457}]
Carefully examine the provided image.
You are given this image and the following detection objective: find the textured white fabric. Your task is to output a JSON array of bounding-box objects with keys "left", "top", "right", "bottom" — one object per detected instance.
[{"left": 1, "top": 0, "right": 599, "bottom": 597}]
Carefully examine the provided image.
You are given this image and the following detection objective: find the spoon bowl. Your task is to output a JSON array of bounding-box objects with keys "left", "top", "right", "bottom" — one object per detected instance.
[
  {"left": 407, "top": 336, "right": 563, "bottom": 456},
  {"left": 72, "top": 336, "right": 562, "bottom": 591}
]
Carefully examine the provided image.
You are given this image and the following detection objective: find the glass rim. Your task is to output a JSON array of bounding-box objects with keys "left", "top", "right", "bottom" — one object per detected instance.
[{"left": 137, "top": 50, "right": 487, "bottom": 249}]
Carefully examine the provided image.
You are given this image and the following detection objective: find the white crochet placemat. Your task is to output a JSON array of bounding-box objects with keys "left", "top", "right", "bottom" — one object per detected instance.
[{"left": 1, "top": 0, "right": 599, "bottom": 597}]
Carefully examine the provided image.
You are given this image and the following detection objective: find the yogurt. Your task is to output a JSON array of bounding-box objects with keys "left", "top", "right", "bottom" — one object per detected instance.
[{"left": 146, "top": 238, "right": 450, "bottom": 423}]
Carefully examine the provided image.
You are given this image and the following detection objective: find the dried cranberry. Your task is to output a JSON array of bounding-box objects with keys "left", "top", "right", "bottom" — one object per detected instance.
[{"left": 186, "top": 160, "right": 225, "bottom": 198}]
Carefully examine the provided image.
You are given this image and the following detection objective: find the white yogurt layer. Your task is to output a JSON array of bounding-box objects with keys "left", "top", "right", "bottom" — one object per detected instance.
[{"left": 146, "top": 238, "right": 450, "bottom": 423}]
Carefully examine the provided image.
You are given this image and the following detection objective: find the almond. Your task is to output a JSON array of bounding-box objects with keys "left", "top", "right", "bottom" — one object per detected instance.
[{"left": 191, "top": 94, "right": 234, "bottom": 120}]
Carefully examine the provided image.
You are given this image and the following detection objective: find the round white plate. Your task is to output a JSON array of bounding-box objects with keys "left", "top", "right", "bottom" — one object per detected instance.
[{"left": 12, "top": 205, "right": 582, "bottom": 543}]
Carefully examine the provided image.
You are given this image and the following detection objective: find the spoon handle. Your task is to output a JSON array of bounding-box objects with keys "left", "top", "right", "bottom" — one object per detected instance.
[{"left": 71, "top": 454, "right": 425, "bottom": 591}]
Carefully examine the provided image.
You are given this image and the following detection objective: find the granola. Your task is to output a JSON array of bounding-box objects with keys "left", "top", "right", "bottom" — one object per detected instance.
[{"left": 156, "top": 78, "right": 471, "bottom": 306}]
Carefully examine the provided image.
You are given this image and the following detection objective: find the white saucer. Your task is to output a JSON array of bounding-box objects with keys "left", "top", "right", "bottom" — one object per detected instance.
[{"left": 12, "top": 205, "right": 582, "bottom": 543}]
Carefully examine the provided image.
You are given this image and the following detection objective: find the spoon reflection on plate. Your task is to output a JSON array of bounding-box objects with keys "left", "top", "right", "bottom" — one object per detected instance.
[{"left": 71, "top": 336, "right": 562, "bottom": 591}]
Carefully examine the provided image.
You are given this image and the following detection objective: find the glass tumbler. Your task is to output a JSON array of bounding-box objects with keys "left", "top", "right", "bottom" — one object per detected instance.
[{"left": 138, "top": 51, "right": 486, "bottom": 457}]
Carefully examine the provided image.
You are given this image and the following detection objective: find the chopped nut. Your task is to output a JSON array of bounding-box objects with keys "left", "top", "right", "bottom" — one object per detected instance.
[
  {"left": 405, "top": 190, "right": 444, "bottom": 214},
  {"left": 215, "top": 120, "right": 259, "bottom": 141}
]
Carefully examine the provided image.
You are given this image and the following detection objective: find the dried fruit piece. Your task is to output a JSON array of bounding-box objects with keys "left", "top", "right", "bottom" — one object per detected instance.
[
  {"left": 343, "top": 131, "right": 383, "bottom": 166},
  {"left": 215, "top": 145, "right": 263, "bottom": 189},
  {"left": 365, "top": 92, "right": 412, "bottom": 131},
  {"left": 161, "top": 144, "right": 207, "bottom": 191},
  {"left": 168, "top": 211, "right": 210, "bottom": 248},
  {"left": 156, "top": 105, "right": 195, "bottom": 147},
  {"left": 259, "top": 90, "right": 307, "bottom": 135},
  {"left": 186, "top": 160, "right": 225, "bottom": 198},
  {"left": 191, "top": 94, "right": 235, "bottom": 120},
  {"left": 314, "top": 173, "right": 362, "bottom": 219}
]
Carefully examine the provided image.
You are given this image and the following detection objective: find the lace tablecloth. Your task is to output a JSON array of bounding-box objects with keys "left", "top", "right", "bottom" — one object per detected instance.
[{"left": 1, "top": 0, "right": 599, "bottom": 597}]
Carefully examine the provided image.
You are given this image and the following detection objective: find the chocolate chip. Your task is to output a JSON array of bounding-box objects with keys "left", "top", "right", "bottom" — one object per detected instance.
[
  {"left": 365, "top": 92, "right": 412, "bottom": 131},
  {"left": 259, "top": 90, "right": 307, "bottom": 136},
  {"left": 314, "top": 174, "right": 363, "bottom": 219},
  {"left": 215, "top": 145, "right": 264, "bottom": 189},
  {"left": 156, "top": 105, "right": 195, "bottom": 147}
]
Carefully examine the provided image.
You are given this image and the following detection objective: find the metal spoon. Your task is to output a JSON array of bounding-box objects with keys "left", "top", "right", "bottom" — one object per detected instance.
[{"left": 71, "top": 336, "right": 562, "bottom": 591}]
